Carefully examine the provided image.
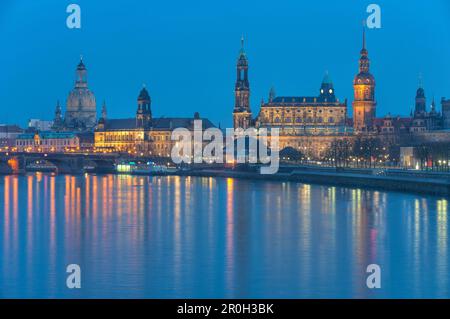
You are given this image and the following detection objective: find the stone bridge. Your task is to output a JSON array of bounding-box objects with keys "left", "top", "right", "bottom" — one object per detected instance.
[{"left": 0, "top": 152, "right": 120, "bottom": 174}]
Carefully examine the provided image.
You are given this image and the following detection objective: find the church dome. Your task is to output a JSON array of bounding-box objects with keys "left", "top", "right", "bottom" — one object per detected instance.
[
  {"left": 67, "top": 89, "right": 96, "bottom": 111},
  {"left": 64, "top": 58, "right": 97, "bottom": 130}
]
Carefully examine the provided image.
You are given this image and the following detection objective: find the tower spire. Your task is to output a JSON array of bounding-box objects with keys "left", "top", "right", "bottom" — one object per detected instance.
[
  {"left": 362, "top": 22, "right": 366, "bottom": 50},
  {"left": 353, "top": 20, "right": 376, "bottom": 132},
  {"left": 233, "top": 36, "right": 252, "bottom": 130},
  {"left": 239, "top": 34, "right": 247, "bottom": 58},
  {"left": 101, "top": 100, "right": 107, "bottom": 119}
]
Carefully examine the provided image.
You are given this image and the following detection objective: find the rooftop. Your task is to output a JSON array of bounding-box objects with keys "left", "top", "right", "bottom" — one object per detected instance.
[{"left": 103, "top": 117, "right": 216, "bottom": 131}]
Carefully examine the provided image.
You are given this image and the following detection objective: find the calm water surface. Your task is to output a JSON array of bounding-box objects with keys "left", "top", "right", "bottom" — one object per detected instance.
[{"left": 0, "top": 173, "right": 449, "bottom": 298}]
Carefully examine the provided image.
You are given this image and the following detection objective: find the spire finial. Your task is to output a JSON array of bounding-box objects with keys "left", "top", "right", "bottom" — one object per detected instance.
[
  {"left": 322, "top": 70, "right": 332, "bottom": 85},
  {"left": 101, "top": 100, "right": 107, "bottom": 119},
  {"left": 269, "top": 86, "right": 276, "bottom": 102},
  {"left": 362, "top": 20, "right": 366, "bottom": 50},
  {"left": 418, "top": 73, "right": 423, "bottom": 88},
  {"left": 241, "top": 34, "right": 244, "bottom": 50}
]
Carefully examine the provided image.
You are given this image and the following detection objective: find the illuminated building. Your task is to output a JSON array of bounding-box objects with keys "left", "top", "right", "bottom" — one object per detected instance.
[
  {"left": 94, "top": 86, "right": 215, "bottom": 156},
  {"left": 255, "top": 73, "right": 351, "bottom": 158},
  {"left": 15, "top": 132, "right": 80, "bottom": 152},
  {"left": 233, "top": 37, "right": 252, "bottom": 130},
  {"left": 232, "top": 37, "right": 352, "bottom": 158},
  {"left": 352, "top": 28, "right": 376, "bottom": 132},
  {"left": 232, "top": 26, "right": 450, "bottom": 159},
  {"left": 257, "top": 73, "right": 348, "bottom": 133}
]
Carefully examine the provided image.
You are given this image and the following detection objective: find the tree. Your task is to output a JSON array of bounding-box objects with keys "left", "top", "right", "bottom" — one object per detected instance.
[
  {"left": 280, "top": 147, "right": 303, "bottom": 162},
  {"left": 352, "top": 137, "right": 387, "bottom": 168},
  {"left": 325, "top": 139, "right": 352, "bottom": 168}
]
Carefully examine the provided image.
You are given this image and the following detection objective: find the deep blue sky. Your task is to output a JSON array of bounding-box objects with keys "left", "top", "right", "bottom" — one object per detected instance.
[{"left": 0, "top": 0, "right": 449, "bottom": 127}]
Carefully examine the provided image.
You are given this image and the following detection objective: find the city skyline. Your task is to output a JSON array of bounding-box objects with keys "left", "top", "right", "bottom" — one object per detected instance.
[
  {"left": 0, "top": 1, "right": 449, "bottom": 128},
  {"left": 1, "top": 1, "right": 450, "bottom": 302}
]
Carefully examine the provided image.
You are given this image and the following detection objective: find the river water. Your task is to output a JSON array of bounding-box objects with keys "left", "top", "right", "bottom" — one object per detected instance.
[{"left": 0, "top": 173, "right": 448, "bottom": 298}]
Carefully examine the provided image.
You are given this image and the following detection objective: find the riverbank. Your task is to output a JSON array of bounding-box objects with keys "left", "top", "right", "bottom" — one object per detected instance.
[
  {"left": 183, "top": 166, "right": 450, "bottom": 197},
  {"left": 3, "top": 158, "right": 450, "bottom": 196}
]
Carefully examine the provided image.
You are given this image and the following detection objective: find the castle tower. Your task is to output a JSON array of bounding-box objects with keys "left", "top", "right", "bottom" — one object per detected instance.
[
  {"left": 233, "top": 36, "right": 252, "bottom": 130},
  {"left": 65, "top": 57, "right": 97, "bottom": 131},
  {"left": 352, "top": 27, "right": 376, "bottom": 132},
  {"left": 136, "top": 85, "right": 152, "bottom": 128},
  {"left": 414, "top": 76, "right": 426, "bottom": 116}
]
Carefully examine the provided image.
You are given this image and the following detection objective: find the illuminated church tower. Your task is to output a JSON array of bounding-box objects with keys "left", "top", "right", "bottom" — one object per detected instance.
[
  {"left": 233, "top": 37, "right": 252, "bottom": 130},
  {"left": 352, "top": 28, "right": 376, "bottom": 132}
]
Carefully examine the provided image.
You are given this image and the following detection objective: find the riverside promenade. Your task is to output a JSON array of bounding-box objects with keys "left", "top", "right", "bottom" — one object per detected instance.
[{"left": 184, "top": 165, "right": 450, "bottom": 197}]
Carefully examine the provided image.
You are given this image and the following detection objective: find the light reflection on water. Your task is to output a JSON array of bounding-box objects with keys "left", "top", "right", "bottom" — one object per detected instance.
[{"left": 0, "top": 173, "right": 449, "bottom": 298}]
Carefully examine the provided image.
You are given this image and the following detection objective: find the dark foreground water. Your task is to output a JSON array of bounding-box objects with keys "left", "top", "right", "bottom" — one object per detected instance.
[{"left": 0, "top": 173, "right": 449, "bottom": 298}]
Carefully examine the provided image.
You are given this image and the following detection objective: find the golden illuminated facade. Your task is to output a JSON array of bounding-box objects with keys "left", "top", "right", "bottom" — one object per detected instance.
[
  {"left": 257, "top": 74, "right": 348, "bottom": 133},
  {"left": 228, "top": 37, "right": 353, "bottom": 158},
  {"left": 16, "top": 132, "right": 80, "bottom": 152},
  {"left": 255, "top": 74, "right": 350, "bottom": 158},
  {"left": 94, "top": 87, "right": 215, "bottom": 156},
  {"left": 230, "top": 29, "right": 383, "bottom": 159},
  {"left": 352, "top": 28, "right": 376, "bottom": 132}
]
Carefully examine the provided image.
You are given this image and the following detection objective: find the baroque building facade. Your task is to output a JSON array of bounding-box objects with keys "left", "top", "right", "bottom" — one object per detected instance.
[
  {"left": 15, "top": 132, "right": 80, "bottom": 152},
  {"left": 255, "top": 74, "right": 351, "bottom": 158},
  {"left": 232, "top": 28, "right": 450, "bottom": 160},
  {"left": 94, "top": 86, "right": 215, "bottom": 156}
]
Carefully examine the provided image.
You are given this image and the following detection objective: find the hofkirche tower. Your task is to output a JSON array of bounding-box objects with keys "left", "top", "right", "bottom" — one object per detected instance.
[
  {"left": 352, "top": 28, "right": 376, "bottom": 132},
  {"left": 233, "top": 37, "right": 252, "bottom": 130}
]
